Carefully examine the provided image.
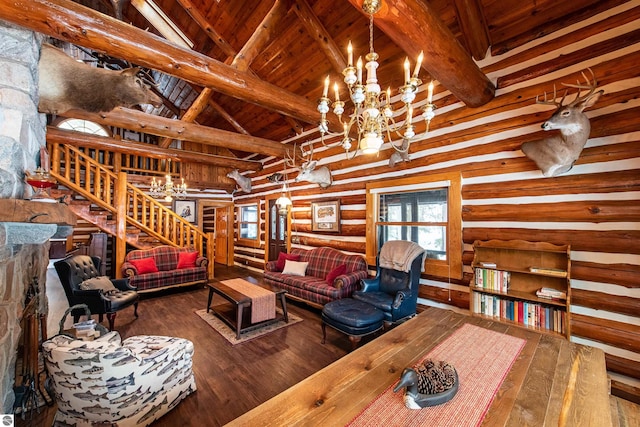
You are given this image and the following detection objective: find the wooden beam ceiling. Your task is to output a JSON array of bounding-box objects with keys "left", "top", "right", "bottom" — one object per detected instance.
[
  {"left": 453, "top": 0, "right": 491, "bottom": 61},
  {"left": 0, "top": 0, "right": 341, "bottom": 131},
  {"left": 59, "top": 107, "right": 288, "bottom": 158},
  {"left": 346, "top": 0, "right": 495, "bottom": 107}
]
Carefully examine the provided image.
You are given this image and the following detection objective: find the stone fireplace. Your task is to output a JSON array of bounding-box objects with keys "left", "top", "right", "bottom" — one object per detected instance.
[{"left": 0, "top": 21, "right": 75, "bottom": 413}]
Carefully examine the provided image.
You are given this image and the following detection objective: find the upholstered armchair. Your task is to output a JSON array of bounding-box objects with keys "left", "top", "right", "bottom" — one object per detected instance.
[
  {"left": 353, "top": 241, "right": 425, "bottom": 325},
  {"left": 54, "top": 255, "right": 139, "bottom": 330},
  {"left": 42, "top": 331, "right": 196, "bottom": 426}
]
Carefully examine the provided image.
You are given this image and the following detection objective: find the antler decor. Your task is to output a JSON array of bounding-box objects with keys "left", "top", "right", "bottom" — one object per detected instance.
[{"left": 521, "top": 69, "right": 603, "bottom": 177}]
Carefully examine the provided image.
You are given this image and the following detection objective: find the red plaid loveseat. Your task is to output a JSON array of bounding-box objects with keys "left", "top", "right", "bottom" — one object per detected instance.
[
  {"left": 122, "top": 245, "right": 208, "bottom": 292},
  {"left": 264, "top": 247, "right": 368, "bottom": 308}
]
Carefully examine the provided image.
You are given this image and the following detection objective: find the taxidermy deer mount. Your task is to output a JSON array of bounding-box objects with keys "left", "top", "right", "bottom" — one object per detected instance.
[
  {"left": 226, "top": 169, "right": 252, "bottom": 193},
  {"left": 38, "top": 43, "right": 162, "bottom": 115},
  {"left": 521, "top": 69, "right": 603, "bottom": 177},
  {"left": 285, "top": 144, "right": 333, "bottom": 189}
]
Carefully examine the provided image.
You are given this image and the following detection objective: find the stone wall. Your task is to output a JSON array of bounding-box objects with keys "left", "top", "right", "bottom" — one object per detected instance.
[
  {"left": 0, "top": 20, "right": 45, "bottom": 199},
  {"left": 0, "top": 20, "right": 50, "bottom": 413}
]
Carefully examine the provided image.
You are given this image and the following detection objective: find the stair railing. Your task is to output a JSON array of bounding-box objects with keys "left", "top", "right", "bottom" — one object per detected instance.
[{"left": 49, "top": 141, "right": 213, "bottom": 278}]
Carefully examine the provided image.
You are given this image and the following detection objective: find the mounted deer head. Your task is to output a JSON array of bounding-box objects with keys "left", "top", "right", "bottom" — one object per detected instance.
[
  {"left": 521, "top": 69, "right": 603, "bottom": 177},
  {"left": 226, "top": 169, "right": 251, "bottom": 193},
  {"left": 285, "top": 144, "right": 333, "bottom": 189}
]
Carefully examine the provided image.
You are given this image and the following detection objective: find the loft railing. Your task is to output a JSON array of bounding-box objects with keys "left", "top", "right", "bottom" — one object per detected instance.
[{"left": 48, "top": 141, "right": 214, "bottom": 279}]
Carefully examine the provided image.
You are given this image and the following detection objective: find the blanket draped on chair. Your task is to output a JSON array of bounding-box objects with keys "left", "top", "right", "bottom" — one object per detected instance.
[{"left": 379, "top": 241, "right": 426, "bottom": 272}]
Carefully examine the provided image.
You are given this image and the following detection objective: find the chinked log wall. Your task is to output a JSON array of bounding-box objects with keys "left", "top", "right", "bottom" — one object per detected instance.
[{"left": 233, "top": 2, "right": 640, "bottom": 397}]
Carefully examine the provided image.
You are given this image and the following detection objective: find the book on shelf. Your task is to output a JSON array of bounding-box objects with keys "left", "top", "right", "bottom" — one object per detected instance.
[
  {"left": 474, "top": 268, "right": 510, "bottom": 292},
  {"left": 536, "top": 287, "right": 567, "bottom": 300},
  {"left": 473, "top": 294, "right": 566, "bottom": 335},
  {"left": 529, "top": 266, "right": 567, "bottom": 277},
  {"left": 479, "top": 261, "right": 497, "bottom": 268}
]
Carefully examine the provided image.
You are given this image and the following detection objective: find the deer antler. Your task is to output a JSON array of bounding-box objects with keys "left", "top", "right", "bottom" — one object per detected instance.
[
  {"left": 563, "top": 68, "right": 598, "bottom": 107},
  {"left": 536, "top": 84, "right": 567, "bottom": 107}
]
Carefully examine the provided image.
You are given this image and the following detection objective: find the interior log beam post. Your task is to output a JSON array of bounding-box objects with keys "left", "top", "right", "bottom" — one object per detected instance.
[
  {"left": 0, "top": 0, "right": 342, "bottom": 131},
  {"left": 174, "top": 0, "right": 237, "bottom": 57},
  {"left": 158, "top": 87, "right": 214, "bottom": 148},
  {"left": 161, "top": 0, "right": 289, "bottom": 148},
  {"left": 293, "top": 0, "right": 347, "bottom": 73},
  {"left": 47, "top": 127, "right": 262, "bottom": 171},
  {"left": 59, "top": 107, "right": 288, "bottom": 158},
  {"left": 452, "top": 0, "right": 491, "bottom": 61},
  {"left": 345, "top": 0, "right": 494, "bottom": 107}
]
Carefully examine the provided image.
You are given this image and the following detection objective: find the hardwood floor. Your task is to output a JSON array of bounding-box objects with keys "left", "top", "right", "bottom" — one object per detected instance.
[
  {"left": 21, "top": 266, "right": 361, "bottom": 426},
  {"left": 18, "top": 265, "right": 639, "bottom": 426}
]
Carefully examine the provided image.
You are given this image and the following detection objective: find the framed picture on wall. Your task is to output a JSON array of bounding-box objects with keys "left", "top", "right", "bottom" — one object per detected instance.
[
  {"left": 311, "top": 200, "right": 340, "bottom": 232},
  {"left": 174, "top": 200, "right": 197, "bottom": 223}
]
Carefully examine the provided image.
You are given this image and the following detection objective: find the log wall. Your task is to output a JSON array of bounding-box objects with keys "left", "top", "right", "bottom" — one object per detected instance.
[{"left": 232, "top": 2, "right": 640, "bottom": 395}]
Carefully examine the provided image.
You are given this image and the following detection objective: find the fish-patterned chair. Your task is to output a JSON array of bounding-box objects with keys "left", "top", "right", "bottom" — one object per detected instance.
[{"left": 42, "top": 331, "right": 196, "bottom": 426}]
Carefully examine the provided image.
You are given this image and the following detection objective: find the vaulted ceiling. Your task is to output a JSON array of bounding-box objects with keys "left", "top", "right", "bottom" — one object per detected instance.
[{"left": 66, "top": 0, "right": 626, "bottom": 164}]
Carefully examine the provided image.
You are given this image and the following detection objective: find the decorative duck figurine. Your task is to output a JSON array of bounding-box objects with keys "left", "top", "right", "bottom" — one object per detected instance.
[{"left": 393, "top": 359, "right": 459, "bottom": 409}]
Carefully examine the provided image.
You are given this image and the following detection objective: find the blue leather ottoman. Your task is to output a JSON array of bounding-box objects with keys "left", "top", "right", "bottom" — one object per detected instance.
[{"left": 321, "top": 298, "right": 385, "bottom": 349}]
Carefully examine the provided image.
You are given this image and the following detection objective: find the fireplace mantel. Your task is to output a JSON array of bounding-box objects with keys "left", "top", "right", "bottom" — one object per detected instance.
[{"left": 0, "top": 199, "right": 76, "bottom": 247}]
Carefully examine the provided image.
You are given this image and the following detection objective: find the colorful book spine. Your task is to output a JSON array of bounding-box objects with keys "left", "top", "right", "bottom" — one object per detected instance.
[{"left": 473, "top": 294, "right": 565, "bottom": 335}]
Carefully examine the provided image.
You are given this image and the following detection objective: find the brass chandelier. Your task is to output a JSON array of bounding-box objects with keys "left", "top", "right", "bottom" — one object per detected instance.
[{"left": 317, "top": 0, "right": 435, "bottom": 158}]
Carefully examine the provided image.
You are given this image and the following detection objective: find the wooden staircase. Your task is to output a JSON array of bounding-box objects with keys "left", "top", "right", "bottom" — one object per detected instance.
[{"left": 48, "top": 141, "right": 214, "bottom": 279}]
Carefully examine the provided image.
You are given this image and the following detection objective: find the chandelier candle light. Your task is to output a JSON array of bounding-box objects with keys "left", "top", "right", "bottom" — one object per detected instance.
[
  {"left": 150, "top": 173, "right": 187, "bottom": 202},
  {"left": 317, "top": 0, "right": 436, "bottom": 158}
]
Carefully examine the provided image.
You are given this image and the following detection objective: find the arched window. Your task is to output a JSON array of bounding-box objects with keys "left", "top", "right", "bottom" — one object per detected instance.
[{"left": 57, "top": 118, "right": 110, "bottom": 136}]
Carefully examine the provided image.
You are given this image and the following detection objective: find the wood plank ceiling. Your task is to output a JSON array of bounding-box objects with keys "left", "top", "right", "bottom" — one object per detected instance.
[{"left": 68, "top": 0, "right": 626, "bottom": 163}]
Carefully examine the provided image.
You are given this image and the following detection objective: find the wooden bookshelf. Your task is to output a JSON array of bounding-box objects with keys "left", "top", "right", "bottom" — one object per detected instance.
[{"left": 470, "top": 240, "right": 571, "bottom": 339}]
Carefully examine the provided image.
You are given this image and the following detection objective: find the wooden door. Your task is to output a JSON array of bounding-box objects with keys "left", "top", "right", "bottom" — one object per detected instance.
[
  {"left": 267, "top": 199, "right": 288, "bottom": 261},
  {"left": 215, "top": 207, "right": 229, "bottom": 264}
]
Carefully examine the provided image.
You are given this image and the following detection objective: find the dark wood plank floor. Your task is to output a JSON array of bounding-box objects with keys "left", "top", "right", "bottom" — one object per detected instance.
[{"left": 20, "top": 266, "right": 362, "bottom": 426}]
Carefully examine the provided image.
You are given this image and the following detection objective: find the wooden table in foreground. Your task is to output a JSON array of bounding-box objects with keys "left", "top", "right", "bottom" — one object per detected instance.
[{"left": 227, "top": 307, "right": 611, "bottom": 427}]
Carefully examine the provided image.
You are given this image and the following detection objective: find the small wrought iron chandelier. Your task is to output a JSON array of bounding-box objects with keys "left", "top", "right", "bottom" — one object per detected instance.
[
  {"left": 150, "top": 173, "right": 187, "bottom": 202},
  {"left": 317, "top": 0, "right": 435, "bottom": 158}
]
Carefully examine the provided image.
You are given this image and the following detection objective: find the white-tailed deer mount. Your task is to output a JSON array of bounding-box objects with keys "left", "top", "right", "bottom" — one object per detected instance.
[
  {"left": 38, "top": 44, "right": 162, "bottom": 115},
  {"left": 295, "top": 160, "right": 333, "bottom": 188},
  {"left": 521, "top": 69, "right": 603, "bottom": 177},
  {"left": 226, "top": 169, "right": 252, "bottom": 193},
  {"left": 286, "top": 144, "right": 333, "bottom": 189}
]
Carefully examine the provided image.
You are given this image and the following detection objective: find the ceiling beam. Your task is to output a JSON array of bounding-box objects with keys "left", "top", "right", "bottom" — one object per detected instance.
[
  {"left": 158, "top": 86, "right": 213, "bottom": 148},
  {"left": 232, "top": 0, "right": 291, "bottom": 72},
  {"left": 174, "top": 0, "right": 237, "bottom": 57},
  {"left": 452, "top": 0, "right": 491, "bottom": 60},
  {"left": 292, "top": 0, "right": 347, "bottom": 73},
  {"left": 0, "top": 0, "right": 341, "bottom": 131},
  {"left": 47, "top": 127, "right": 262, "bottom": 171},
  {"left": 160, "top": 0, "right": 289, "bottom": 147},
  {"left": 345, "top": 0, "right": 494, "bottom": 107},
  {"left": 58, "top": 107, "right": 287, "bottom": 158}
]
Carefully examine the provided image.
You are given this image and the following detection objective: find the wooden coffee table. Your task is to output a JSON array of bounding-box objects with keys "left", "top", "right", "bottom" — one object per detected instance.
[{"left": 206, "top": 279, "right": 288, "bottom": 339}]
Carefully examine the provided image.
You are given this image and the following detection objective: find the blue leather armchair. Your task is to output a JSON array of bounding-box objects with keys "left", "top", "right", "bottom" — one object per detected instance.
[{"left": 353, "top": 246, "right": 424, "bottom": 325}]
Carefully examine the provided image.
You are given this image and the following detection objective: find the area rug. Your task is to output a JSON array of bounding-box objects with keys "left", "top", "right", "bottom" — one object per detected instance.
[
  {"left": 348, "top": 323, "right": 526, "bottom": 427},
  {"left": 195, "top": 308, "right": 303, "bottom": 345}
]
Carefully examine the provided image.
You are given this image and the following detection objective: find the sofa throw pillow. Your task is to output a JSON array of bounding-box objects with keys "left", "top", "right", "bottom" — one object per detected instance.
[
  {"left": 326, "top": 264, "right": 347, "bottom": 286},
  {"left": 130, "top": 257, "right": 159, "bottom": 274},
  {"left": 177, "top": 251, "right": 198, "bottom": 269},
  {"left": 282, "top": 260, "right": 309, "bottom": 276},
  {"left": 79, "top": 276, "right": 118, "bottom": 293},
  {"left": 275, "top": 252, "right": 300, "bottom": 272}
]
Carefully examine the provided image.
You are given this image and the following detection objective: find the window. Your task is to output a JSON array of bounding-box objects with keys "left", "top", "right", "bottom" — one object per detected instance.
[
  {"left": 238, "top": 204, "right": 259, "bottom": 244},
  {"left": 366, "top": 172, "right": 462, "bottom": 279}
]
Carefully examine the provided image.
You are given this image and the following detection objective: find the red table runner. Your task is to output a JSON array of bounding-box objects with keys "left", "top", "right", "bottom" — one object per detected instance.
[
  {"left": 222, "top": 278, "right": 276, "bottom": 323},
  {"left": 348, "top": 323, "right": 526, "bottom": 427}
]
